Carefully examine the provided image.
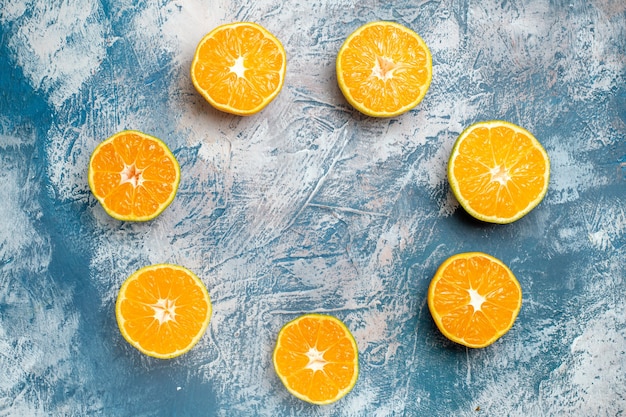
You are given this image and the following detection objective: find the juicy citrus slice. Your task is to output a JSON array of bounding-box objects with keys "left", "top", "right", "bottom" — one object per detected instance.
[
  {"left": 190, "top": 22, "right": 287, "bottom": 116},
  {"left": 88, "top": 130, "right": 180, "bottom": 222},
  {"left": 273, "top": 314, "right": 359, "bottom": 405},
  {"left": 336, "top": 21, "right": 432, "bottom": 117},
  {"left": 115, "top": 263, "right": 212, "bottom": 359},
  {"left": 428, "top": 252, "right": 522, "bottom": 348},
  {"left": 448, "top": 120, "right": 550, "bottom": 224}
]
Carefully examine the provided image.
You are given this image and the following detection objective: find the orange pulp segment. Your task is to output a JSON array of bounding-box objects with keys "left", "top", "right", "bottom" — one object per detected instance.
[
  {"left": 428, "top": 252, "right": 522, "bottom": 348},
  {"left": 336, "top": 21, "right": 432, "bottom": 117},
  {"left": 190, "top": 22, "right": 286, "bottom": 116},
  {"left": 448, "top": 120, "right": 550, "bottom": 224},
  {"left": 115, "top": 264, "right": 212, "bottom": 359},
  {"left": 273, "top": 314, "right": 359, "bottom": 405},
  {"left": 88, "top": 130, "right": 180, "bottom": 221}
]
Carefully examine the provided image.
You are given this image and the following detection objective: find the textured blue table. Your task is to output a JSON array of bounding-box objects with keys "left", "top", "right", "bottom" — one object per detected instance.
[{"left": 1, "top": 1, "right": 625, "bottom": 416}]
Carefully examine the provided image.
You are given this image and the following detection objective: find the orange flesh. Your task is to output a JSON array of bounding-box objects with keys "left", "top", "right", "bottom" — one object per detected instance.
[
  {"left": 90, "top": 132, "right": 178, "bottom": 220},
  {"left": 338, "top": 23, "right": 431, "bottom": 115},
  {"left": 117, "top": 266, "right": 210, "bottom": 357},
  {"left": 429, "top": 254, "right": 522, "bottom": 348},
  {"left": 274, "top": 315, "right": 358, "bottom": 403},
  {"left": 192, "top": 23, "right": 285, "bottom": 114},
  {"left": 451, "top": 125, "right": 548, "bottom": 220}
]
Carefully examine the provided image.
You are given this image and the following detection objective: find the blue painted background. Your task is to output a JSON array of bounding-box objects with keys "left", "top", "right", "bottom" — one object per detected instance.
[{"left": 1, "top": 1, "right": 625, "bottom": 416}]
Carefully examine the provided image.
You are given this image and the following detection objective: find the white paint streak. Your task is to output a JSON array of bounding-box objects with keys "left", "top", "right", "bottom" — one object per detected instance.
[
  {"left": 0, "top": 134, "right": 48, "bottom": 274},
  {"left": 0, "top": 131, "right": 95, "bottom": 415},
  {"left": 1, "top": 1, "right": 107, "bottom": 108},
  {"left": 583, "top": 198, "right": 626, "bottom": 251},
  {"left": 546, "top": 145, "right": 608, "bottom": 205},
  {"left": 557, "top": 309, "right": 626, "bottom": 415}
]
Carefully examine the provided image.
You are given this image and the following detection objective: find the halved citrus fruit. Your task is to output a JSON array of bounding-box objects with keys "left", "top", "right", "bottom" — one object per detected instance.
[
  {"left": 88, "top": 130, "right": 180, "bottom": 222},
  {"left": 115, "top": 263, "right": 212, "bottom": 359},
  {"left": 448, "top": 120, "right": 550, "bottom": 224},
  {"left": 428, "top": 252, "right": 522, "bottom": 348},
  {"left": 336, "top": 21, "right": 432, "bottom": 117},
  {"left": 190, "top": 22, "right": 287, "bottom": 116},
  {"left": 273, "top": 314, "right": 359, "bottom": 405}
]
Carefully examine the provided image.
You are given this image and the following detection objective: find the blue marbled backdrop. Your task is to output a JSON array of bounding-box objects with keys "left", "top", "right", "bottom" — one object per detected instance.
[{"left": 0, "top": 0, "right": 625, "bottom": 416}]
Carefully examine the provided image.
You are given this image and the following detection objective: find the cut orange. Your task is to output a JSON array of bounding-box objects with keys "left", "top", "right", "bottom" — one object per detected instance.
[
  {"left": 115, "top": 264, "right": 212, "bottom": 359},
  {"left": 428, "top": 252, "right": 522, "bottom": 348},
  {"left": 190, "top": 22, "right": 286, "bottom": 116},
  {"left": 88, "top": 130, "right": 180, "bottom": 222},
  {"left": 273, "top": 314, "right": 359, "bottom": 405},
  {"left": 448, "top": 120, "right": 550, "bottom": 224},
  {"left": 336, "top": 21, "right": 432, "bottom": 117}
]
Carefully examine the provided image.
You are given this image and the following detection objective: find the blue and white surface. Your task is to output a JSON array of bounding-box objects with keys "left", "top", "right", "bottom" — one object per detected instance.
[{"left": 1, "top": 1, "right": 625, "bottom": 416}]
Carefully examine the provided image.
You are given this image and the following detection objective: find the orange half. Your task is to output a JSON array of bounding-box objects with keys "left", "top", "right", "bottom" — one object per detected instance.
[
  {"left": 336, "top": 21, "right": 432, "bottom": 117},
  {"left": 428, "top": 252, "right": 522, "bottom": 348},
  {"left": 115, "top": 264, "right": 212, "bottom": 359},
  {"left": 88, "top": 130, "right": 180, "bottom": 221},
  {"left": 190, "top": 22, "right": 286, "bottom": 116},
  {"left": 273, "top": 314, "right": 359, "bottom": 405},
  {"left": 448, "top": 120, "right": 550, "bottom": 223}
]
